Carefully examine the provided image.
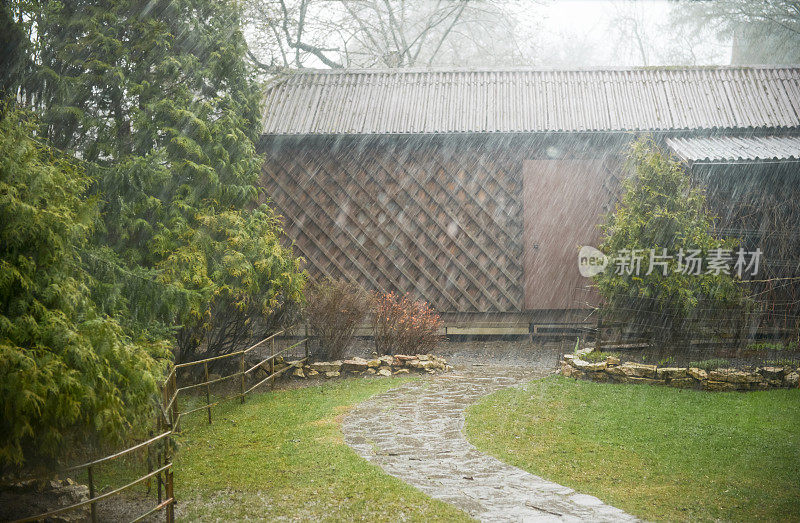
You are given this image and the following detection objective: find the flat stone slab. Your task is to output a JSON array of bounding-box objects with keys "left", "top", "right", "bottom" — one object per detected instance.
[{"left": 342, "top": 367, "right": 637, "bottom": 522}]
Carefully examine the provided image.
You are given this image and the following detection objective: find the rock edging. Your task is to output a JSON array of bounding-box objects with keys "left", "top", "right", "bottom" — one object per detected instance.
[
  {"left": 0, "top": 478, "right": 89, "bottom": 522},
  {"left": 287, "top": 354, "right": 451, "bottom": 379},
  {"left": 560, "top": 349, "right": 800, "bottom": 391}
]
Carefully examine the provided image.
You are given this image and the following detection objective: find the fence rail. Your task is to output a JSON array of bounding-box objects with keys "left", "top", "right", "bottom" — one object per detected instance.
[
  {"left": 169, "top": 329, "right": 309, "bottom": 427},
  {"left": 7, "top": 326, "right": 308, "bottom": 523},
  {"left": 8, "top": 430, "right": 174, "bottom": 523}
]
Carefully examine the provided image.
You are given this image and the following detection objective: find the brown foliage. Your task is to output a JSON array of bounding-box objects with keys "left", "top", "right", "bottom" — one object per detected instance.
[
  {"left": 305, "top": 278, "right": 371, "bottom": 360},
  {"left": 372, "top": 292, "right": 443, "bottom": 356}
]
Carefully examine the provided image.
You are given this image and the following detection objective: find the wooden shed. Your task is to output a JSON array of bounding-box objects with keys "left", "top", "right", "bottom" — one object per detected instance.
[{"left": 258, "top": 67, "right": 800, "bottom": 329}]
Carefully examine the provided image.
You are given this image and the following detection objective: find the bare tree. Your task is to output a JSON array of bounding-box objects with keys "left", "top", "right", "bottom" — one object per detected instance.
[
  {"left": 243, "top": 0, "right": 342, "bottom": 71},
  {"left": 670, "top": 0, "right": 800, "bottom": 65},
  {"left": 609, "top": 5, "right": 652, "bottom": 66},
  {"left": 243, "top": 0, "right": 530, "bottom": 72},
  {"left": 606, "top": 1, "right": 704, "bottom": 67}
]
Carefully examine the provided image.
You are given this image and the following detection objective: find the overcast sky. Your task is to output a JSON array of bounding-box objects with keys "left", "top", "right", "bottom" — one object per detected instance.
[
  {"left": 245, "top": 0, "right": 734, "bottom": 69},
  {"left": 517, "top": 0, "right": 731, "bottom": 66}
]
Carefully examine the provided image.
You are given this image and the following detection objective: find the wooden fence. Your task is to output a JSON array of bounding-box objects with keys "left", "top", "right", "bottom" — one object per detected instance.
[
  {"left": 165, "top": 327, "right": 309, "bottom": 428},
  {"left": 8, "top": 327, "right": 308, "bottom": 523}
]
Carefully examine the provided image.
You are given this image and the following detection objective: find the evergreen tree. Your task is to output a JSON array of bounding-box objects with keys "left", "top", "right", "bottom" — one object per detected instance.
[
  {"left": 594, "top": 138, "right": 744, "bottom": 345},
  {"left": 0, "top": 108, "right": 168, "bottom": 468},
  {"left": 25, "top": 0, "right": 305, "bottom": 356},
  {"left": 671, "top": 0, "right": 800, "bottom": 65},
  {"left": 0, "top": 2, "right": 28, "bottom": 98},
  {"left": 0, "top": 0, "right": 304, "bottom": 466}
]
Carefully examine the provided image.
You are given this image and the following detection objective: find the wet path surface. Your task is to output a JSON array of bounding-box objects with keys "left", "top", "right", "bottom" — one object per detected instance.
[{"left": 342, "top": 364, "right": 637, "bottom": 522}]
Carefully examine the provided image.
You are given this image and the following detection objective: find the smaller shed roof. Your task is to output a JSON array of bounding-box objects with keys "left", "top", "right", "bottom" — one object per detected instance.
[{"left": 666, "top": 136, "right": 800, "bottom": 164}]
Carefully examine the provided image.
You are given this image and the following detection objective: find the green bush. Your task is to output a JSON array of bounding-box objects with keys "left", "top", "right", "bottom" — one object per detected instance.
[
  {"left": 0, "top": 109, "right": 168, "bottom": 469},
  {"left": 657, "top": 356, "right": 677, "bottom": 366},
  {"left": 747, "top": 341, "right": 788, "bottom": 352},
  {"left": 764, "top": 358, "right": 797, "bottom": 367},
  {"left": 161, "top": 206, "right": 306, "bottom": 362},
  {"left": 594, "top": 137, "right": 745, "bottom": 346}
]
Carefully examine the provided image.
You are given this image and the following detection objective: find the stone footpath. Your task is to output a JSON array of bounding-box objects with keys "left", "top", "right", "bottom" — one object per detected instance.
[{"left": 341, "top": 366, "right": 637, "bottom": 522}]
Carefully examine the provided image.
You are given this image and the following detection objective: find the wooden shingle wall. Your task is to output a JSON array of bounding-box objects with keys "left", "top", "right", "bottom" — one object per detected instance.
[
  {"left": 261, "top": 136, "right": 528, "bottom": 312},
  {"left": 260, "top": 134, "right": 628, "bottom": 313}
]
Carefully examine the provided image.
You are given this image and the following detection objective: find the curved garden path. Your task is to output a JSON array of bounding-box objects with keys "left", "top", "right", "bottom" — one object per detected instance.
[{"left": 342, "top": 365, "right": 637, "bottom": 522}]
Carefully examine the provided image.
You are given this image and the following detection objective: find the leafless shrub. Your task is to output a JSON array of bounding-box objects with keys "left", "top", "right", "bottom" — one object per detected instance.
[{"left": 305, "top": 278, "right": 371, "bottom": 360}]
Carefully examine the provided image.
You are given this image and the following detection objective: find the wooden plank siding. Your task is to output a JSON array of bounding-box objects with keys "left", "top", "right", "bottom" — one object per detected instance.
[{"left": 260, "top": 134, "right": 627, "bottom": 313}]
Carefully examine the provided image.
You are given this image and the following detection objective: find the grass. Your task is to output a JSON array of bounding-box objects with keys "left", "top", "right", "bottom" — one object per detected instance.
[
  {"left": 465, "top": 375, "right": 800, "bottom": 522},
  {"left": 172, "top": 378, "right": 469, "bottom": 521},
  {"left": 747, "top": 341, "right": 789, "bottom": 352},
  {"left": 89, "top": 377, "right": 470, "bottom": 521}
]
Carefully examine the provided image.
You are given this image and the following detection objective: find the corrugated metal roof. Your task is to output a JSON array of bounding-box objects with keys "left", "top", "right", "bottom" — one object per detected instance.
[
  {"left": 261, "top": 67, "right": 800, "bottom": 135},
  {"left": 666, "top": 136, "right": 800, "bottom": 163}
]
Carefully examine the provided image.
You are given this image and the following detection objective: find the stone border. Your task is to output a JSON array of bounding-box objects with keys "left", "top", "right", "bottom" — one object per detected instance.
[
  {"left": 283, "top": 354, "right": 450, "bottom": 379},
  {"left": 560, "top": 348, "right": 800, "bottom": 391}
]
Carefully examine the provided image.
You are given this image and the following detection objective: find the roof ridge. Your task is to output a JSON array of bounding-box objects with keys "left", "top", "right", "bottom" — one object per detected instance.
[{"left": 279, "top": 65, "right": 800, "bottom": 75}]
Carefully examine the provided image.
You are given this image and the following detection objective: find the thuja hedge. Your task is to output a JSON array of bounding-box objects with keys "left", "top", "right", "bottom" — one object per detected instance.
[
  {"left": 0, "top": 109, "right": 169, "bottom": 468},
  {"left": 1, "top": 0, "right": 307, "bottom": 470}
]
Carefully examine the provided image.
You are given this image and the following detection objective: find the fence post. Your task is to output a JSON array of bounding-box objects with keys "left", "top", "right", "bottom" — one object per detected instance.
[
  {"left": 270, "top": 338, "right": 275, "bottom": 373},
  {"left": 736, "top": 309, "right": 747, "bottom": 351},
  {"left": 146, "top": 429, "right": 154, "bottom": 498},
  {"left": 157, "top": 386, "right": 165, "bottom": 504},
  {"left": 596, "top": 316, "right": 603, "bottom": 352},
  {"left": 170, "top": 370, "right": 179, "bottom": 431},
  {"left": 165, "top": 466, "right": 174, "bottom": 523},
  {"left": 87, "top": 465, "right": 97, "bottom": 523},
  {"left": 240, "top": 351, "right": 246, "bottom": 403},
  {"left": 204, "top": 361, "right": 212, "bottom": 424},
  {"left": 156, "top": 429, "right": 162, "bottom": 504}
]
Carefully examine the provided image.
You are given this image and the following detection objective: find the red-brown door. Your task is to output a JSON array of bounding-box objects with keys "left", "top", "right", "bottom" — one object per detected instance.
[{"left": 522, "top": 159, "right": 617, "bottom": 310}]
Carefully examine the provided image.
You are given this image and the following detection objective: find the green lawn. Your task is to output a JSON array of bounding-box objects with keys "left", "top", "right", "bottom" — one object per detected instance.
[
  {"left": 465, "top": 376, "right": 800, "bottom": 522},
  {"left": 170, "top": 377, "right": 471, "bottom": 521}
]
